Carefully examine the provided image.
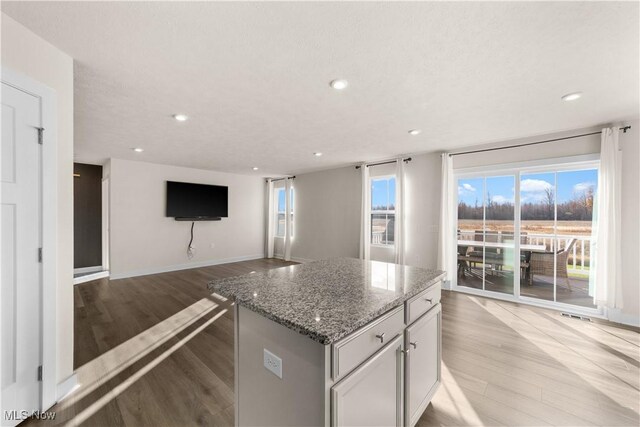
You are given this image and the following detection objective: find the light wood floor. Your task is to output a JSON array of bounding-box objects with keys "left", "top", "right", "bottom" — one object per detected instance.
[{"left": 26, "top": 259, "right": 639, "bottom": 426}]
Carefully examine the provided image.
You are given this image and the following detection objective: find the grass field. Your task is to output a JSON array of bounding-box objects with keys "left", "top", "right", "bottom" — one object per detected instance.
[{"left": 458, "top": 220, "right": 593, "bottom": 236}]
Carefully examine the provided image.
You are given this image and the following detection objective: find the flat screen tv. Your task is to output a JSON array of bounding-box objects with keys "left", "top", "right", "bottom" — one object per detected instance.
[{"left": 166, "top": 181, "right": 228, "bottom": 220}]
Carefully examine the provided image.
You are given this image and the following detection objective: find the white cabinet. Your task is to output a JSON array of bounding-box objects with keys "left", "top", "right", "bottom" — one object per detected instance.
[
  {"left": 404, "top": 304, "right": 442, "bottom": 427},
  {"left": 331, "top": 335, "right": 404, "bottom": 427}
]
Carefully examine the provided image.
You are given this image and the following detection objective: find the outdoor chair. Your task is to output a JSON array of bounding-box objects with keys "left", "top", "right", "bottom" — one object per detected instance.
[{"left": 529, "top": 238, "right": 577, "bottom": 290}]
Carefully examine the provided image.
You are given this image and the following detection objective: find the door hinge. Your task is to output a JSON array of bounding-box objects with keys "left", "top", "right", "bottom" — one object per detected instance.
[
  {"left": 37, "top": 127, "right": 44, "bottom": 145},
  {"left": 37, "top": 365, "right": 43, "bottom": 381},
  {"left": 38, "top": 247, "right": 43, "bottom": 263}
]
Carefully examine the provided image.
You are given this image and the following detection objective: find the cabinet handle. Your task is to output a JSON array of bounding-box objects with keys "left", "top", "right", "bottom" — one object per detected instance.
[
  {"left": 410, "top": 341, "right": 418, "bottom": 349},
  {"left": 425, "top": 298, "right": 433, "bottom": 304},
  {"left": 375, "top": 333, "right": 385, "bottom": 343}
]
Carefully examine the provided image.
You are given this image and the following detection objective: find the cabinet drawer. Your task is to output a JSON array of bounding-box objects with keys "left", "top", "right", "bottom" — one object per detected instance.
[
  {"left": 332, "top": 306, "right": 404, "bottom": 380},
  {"left": 405, "top": 282, "right": 441, "bottom": 325}
]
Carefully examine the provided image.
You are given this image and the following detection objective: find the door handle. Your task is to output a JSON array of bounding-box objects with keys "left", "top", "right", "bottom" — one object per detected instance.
[
  {"left": 425, "top": 298, "right": 433, "bottom": 304},
  {"left": 375, "top": 333, "right": 385, "bottom": 343},
  {"left": 410, "top": 341, "right": 418, "bottom": 349}
]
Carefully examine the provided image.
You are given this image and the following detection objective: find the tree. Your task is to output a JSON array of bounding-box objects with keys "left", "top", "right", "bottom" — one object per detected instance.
[{"left": 544, "top": 187, "right": 555, "bottom": 218}]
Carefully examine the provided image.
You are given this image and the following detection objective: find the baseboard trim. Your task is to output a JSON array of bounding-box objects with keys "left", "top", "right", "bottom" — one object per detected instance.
[
  {"left": 607, "top": 308, "right": 640, "bottom": 327},
  {"left": 73, "top": 266, "right": 103, "bottom": 274},
  {"left": 109, "top": 254, "right": 265, "bottom": 280},
  {"left": 56, "top": 373, "right": 78, "bottom": 402},
  {"left": 291, "top": 256, "right": 314, "bottom": 263},
  {"left": 74, "top": 270, "right": 109, "bottom": 285},
  {"left": 269, "top": 255, "right": 315, "bottom": 263}
]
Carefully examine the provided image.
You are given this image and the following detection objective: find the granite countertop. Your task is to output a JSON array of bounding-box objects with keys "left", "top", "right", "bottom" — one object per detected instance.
[{"left": 207, "top": 258, "right": 445, "bottom": 345}]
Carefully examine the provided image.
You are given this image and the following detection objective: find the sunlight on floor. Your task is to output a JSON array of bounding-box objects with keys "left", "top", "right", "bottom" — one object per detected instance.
[
  {"left": 466, "top": 296, "right": 640, "bottom": 417},
  {"left": 59, "top": 297, "right": 220, "bottom": 409},
  {"left": 63, "top": 308, "right": 229, "bottom": 426},
  {"left": 430, "top": 363, "right": 484, "bottom": 425}
]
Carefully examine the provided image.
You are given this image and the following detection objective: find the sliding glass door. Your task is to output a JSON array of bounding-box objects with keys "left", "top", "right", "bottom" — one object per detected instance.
[
  {"left": 455, "top": 161, "right": 599, "bottom": 311},
  {"left": 521, "top": 169, "right": 598, "bottom": 308},
  {"left": 456, "top": 176, "right": 515, "bottom": 296}
]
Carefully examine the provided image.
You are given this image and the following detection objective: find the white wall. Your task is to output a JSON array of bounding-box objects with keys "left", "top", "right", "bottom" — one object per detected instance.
[
  {"left": 403, "top": 153, "right": 441, "bottom": 269},
  {"left": 289, "top": 155, "right": 442, "bottom": 269},
  {"left": 1, "top": 13, "right": 75, "bottom": 384},
  {"left": 108, "top": 159, "right": 265, "bottom": 278},
  {"left": 288, "top": 166, "right": 361, "bottom": 261},
  {"left": 452, "top": 127, "right": 601, "bottom": 169}
]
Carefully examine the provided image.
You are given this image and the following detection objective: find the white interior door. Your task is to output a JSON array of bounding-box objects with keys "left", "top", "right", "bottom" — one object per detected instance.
[{"left": 1, "top": 82, "right": 42, "bottom": 425}]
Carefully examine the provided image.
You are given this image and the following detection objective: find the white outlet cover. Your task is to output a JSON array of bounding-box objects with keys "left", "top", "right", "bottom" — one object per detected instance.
[{"left": 263, "top": 349, "right": 282, "bottom": 379}]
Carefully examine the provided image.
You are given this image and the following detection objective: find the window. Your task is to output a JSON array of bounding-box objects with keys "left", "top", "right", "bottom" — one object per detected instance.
[
  {"left": 275, "top": 187, "right": 294, "bottom": 237},
  {"left": 370, "top": 176, "right": 395, "bottom": 246}
]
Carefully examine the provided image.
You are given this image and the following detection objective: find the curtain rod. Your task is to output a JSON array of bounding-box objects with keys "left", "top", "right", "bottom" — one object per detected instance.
[
  {"left": 267, "top": 176, "right": 295, "bottom": 183},
  {"left": 449, "top": 126, "right": 631, "bottom": 157},
  {"left": 355, "top": 157, "right": 412, "bottom": 169}
]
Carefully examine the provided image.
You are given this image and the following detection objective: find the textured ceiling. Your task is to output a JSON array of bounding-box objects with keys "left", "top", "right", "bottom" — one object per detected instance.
[{"left": 2, "top": 1, "right": 638, "bottom": 175}]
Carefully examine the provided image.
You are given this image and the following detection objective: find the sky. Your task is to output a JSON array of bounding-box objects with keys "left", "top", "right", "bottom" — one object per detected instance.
[
  {"left": 277, "top": 188, "right": 294, "bottom": 212},
  {"left": 457, "top": 169, "right": 598, "bottom": 206},
  {"left": 371, "top": 177, "right": 396, "bottom": 210}
]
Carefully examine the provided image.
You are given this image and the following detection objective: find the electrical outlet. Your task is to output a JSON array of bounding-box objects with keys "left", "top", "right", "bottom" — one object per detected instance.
[{"left": 263, "top": 349, "right": 282, "bottom": 379}]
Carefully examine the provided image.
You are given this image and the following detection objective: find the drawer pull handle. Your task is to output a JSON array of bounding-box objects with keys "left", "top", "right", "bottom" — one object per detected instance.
[
  {"left": 425, "top": 298, "right": 433, "bottom": 304},
  {"left": 410, "top": 341, "right": 418, "bottom": 349},
  {"left": 375, "top": 333, "right": 385, "bottom": 343}
]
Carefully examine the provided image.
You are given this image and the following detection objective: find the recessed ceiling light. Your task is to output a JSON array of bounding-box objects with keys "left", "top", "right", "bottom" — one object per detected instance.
[
  {"left": 561, "top": 92, "right": 582, "bottom": 102},
  {"left": 313, "top": 152, "right": 323, "bottom": 157},
  {"left": 408, "top": 129, "right": 422, "bottom": 135},
  {"left": 252, "top": 167, "right": 259, "bottom": 171},
  {"left": 329, "top": 79, "right": 348, "bottom": 90},
  {"left": 132, "top": 148, "right": 144, "bottom": 153},
  {"left": 173, "top": 114, "right": 188, "bottom": 121}
]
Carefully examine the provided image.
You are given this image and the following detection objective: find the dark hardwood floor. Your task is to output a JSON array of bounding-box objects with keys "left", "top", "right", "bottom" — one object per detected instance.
[{"left": 25, "top": 258, "right": 639, "bottom": 426}]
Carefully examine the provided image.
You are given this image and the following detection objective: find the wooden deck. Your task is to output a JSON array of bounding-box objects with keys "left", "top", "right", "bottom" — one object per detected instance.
[
  {"left": 23, "top": 259, "right": 639, "bottom": 426},
  {"left": 458, "top": 265, "right": 596, "bottom": 308}
]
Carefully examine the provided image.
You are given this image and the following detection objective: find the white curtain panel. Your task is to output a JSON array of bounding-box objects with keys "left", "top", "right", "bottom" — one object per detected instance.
[
  {"left": 265, "top": 179, "right": 275, "bottom": 258},
  {"left": 437, "top": 153, "right": 454, "bottom": 285},
  {"left": 395, "top": 158, "right": 405, "bottom": 264},
  {"left": 594, "top": 127, "right": 622, "bottom": 308},
  {"left": 359, "top": 164, "right": 371, "bottom": 260},
  {"left": 284, "top": 177, "right": 293, "bottom": 261}
]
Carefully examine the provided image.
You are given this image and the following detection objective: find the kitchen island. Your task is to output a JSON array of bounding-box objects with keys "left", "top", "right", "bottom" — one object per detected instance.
[{"left": 208, "top": 258, "right": 445, "bottom": 427}]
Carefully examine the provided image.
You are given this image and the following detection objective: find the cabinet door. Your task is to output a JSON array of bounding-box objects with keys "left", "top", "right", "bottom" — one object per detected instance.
[
  {"left": 331, "top": 334, "right": 403, "bottom": 427},
  {"left": 404, "top": 304, "right": 441, "bottom": 427}
]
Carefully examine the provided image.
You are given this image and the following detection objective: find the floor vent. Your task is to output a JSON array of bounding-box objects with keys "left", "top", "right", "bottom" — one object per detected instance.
[{"left": 561, "top": 312, "right": 592, "bottom": 321}]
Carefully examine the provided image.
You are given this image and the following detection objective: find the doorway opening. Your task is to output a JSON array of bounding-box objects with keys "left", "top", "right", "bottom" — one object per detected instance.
[{"left": 73, "top": 163, "right": 109, "bottom": 284}]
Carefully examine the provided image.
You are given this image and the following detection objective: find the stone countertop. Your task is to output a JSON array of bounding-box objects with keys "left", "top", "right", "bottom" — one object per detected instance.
[{"left": 207, "top": 258, "right": 445, "bottom": 345}]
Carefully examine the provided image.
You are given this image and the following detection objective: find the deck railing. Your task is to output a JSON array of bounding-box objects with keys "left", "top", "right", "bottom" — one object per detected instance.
[
  {"left": 527, "top": 234, "right": 592, "bottom": 273},
  {"left": 457, "top": 231, "right": 592, "bottom": 273}
]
